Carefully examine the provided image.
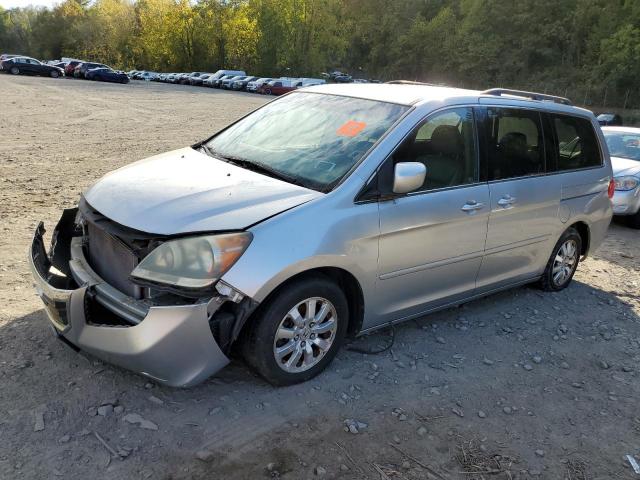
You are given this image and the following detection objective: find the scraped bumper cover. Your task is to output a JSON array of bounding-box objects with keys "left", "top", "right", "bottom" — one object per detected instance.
[{"left": 28, "top": 221, "right": 230, "bottom": 387}]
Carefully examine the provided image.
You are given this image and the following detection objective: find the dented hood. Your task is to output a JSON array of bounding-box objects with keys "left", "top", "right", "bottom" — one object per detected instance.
[{"left": 84, "top": 147, "right": 322, "bottom": 235}]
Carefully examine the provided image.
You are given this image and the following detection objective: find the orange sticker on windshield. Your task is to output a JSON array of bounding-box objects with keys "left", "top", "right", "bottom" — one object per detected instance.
[{"left": 337, "top": 120, "right": 366, "bottom": 137}]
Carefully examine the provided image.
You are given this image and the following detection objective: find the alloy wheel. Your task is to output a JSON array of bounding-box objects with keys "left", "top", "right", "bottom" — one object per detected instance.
[
  {"left": 273, "top": 297, "right": 338, "bottom": 373},
  {"left": 552, "top": 239, "right": 578, "bottom": 286}
]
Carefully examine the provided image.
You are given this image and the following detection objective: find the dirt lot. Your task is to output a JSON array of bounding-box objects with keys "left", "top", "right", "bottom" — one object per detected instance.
[{"left": 1, "top": 74, "right": 639, "bottom": 480}]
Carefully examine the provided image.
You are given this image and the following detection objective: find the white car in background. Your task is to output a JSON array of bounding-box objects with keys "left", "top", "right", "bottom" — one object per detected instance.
[
  {"left": 246, "top": 77, "right": 273, "bottom": 92},
  {"left": 603, "top": 126, "right": 640, "bottom": 228}
]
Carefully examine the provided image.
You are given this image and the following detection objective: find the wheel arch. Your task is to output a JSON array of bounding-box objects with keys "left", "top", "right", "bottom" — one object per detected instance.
[
  {"left": 239, "top": 266, "right": 365, "bottom": 341},
  {"left": 569, "top": 221, "right": 590, "bottom": 257}
]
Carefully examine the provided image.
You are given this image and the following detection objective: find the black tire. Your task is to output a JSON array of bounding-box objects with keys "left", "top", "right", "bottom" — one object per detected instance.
[
  {"left": 50, "top": 70, "right": 59, "bottom": 78},
  {"left": 9, "top": 66, "right": 19, "bottom": 75},
  {"left": 264, "top": 88, "right": 272, "bottom": 95},
  {"left": 539, "top": 227, "right": 582, "bottom": 291},
  {"left": 241, "top": 275, "right": 348, "bottom": 386},
  {"left": 627, "top": 212, "right": 640, "bottom": 229}
]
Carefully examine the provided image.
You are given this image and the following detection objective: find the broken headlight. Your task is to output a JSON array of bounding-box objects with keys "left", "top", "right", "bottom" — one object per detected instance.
[{"left": 130, "top": 233, "right": 252, "bottom": 290}]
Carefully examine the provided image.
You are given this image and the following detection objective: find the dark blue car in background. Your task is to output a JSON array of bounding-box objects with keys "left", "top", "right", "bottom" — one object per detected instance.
[{"left": 86, "top": 67, "right": 129, "bottom": 84}]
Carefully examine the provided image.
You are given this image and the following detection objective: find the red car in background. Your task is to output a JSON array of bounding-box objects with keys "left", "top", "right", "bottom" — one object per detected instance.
[
  {"left": 64, "top": 61, "right": 82, "bottom": 77},
  {"left": 258, "top": 79, "right": 302, "bottom": 95}
]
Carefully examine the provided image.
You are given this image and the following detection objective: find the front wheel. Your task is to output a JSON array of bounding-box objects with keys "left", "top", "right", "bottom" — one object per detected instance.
[
  {"left": 10, "top": 66, "right": 19, "bottom": 75},
  {"left": 50, "top": 70, "right": 59, "bottom": 78},
  {"left": 539, "top": 227, "right": 582, "bottom": 291},
  {"left": 241, "top": 275, "right": 348, "bottom": 386}
]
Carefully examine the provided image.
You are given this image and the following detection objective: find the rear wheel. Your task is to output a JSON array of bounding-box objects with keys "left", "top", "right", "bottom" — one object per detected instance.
[
  {"left": 264, "top": 88, "right": 272, "bottom": 95},
  {"left": 241, "top": 275, "right": 348, "bottom": 386},
  {"left": 539, "top": 227, "right": 582, "bottom": 291},
  {"left": 9, "top": 66, "right": 19, "bottom": 75}
]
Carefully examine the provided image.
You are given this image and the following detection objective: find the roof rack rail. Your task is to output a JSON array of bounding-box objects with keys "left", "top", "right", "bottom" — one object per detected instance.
[
  {"left": 386, "top": 80, "right": 437, "bottom": 86},
  {"left": 481, "top": 88, "right": 572, "bottom": 105}
]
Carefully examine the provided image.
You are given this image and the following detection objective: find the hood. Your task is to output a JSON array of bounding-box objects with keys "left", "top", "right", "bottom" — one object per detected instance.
[
  {"left": 84, "top": 147, "right": 322, "bottom": 235},
  {"left": 611, "top": 156, "right": 640, "bottom": 177}
]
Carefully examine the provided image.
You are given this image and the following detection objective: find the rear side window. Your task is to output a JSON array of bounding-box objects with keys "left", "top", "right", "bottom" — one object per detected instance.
[
  {"left": 551, "top": 114, "right": 602, "bottom": 171},
  {"left": 485, "top": 108, "right": 544, "bottom": 180}
]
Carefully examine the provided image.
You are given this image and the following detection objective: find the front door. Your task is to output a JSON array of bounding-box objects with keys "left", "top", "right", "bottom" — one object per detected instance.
[{"left": 375, "top": 107, "right": 490, "bottom": 322}]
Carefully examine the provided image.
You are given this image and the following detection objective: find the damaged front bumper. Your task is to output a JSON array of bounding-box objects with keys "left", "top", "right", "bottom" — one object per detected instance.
[{"left": 28, "top": 213, "right": 252, "bottom": 387}]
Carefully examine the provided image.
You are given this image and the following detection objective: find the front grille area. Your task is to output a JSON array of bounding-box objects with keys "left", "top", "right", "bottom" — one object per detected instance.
[{"left": 87, "top": 222, "right": 141, "bottom": 298}]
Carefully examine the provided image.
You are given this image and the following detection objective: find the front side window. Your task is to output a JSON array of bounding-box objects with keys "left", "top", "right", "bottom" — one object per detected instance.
[
  {"left": 205, "top": 92, "right": 408, "bottom": 191},
  {"left": 603, "top": 131, "right": 640, "bottom": 162},
  {"left": 485, "top": 108, "right": 544, "bottom": 180},
  {"left": 391, "top": 107, "right": 478, "bottom": 191},
  {"left": 552, "top": 114, "right": 602, "bottom": 170}
]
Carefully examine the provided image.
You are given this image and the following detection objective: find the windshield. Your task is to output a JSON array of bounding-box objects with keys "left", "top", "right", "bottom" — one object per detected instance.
[
  {"left": 604, "top": 131, "right": 640, "bottom": 161},
  {"left": 204, "top": 92, "right": 408, "bottom": 191}
]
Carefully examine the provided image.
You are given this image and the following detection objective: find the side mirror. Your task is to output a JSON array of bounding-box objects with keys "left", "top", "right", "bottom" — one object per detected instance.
[{"left": 393, "top": 162, "right": 426, "bottom": 194}]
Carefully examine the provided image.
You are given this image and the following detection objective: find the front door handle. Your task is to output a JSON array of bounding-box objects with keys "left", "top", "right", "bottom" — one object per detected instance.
[
  {"left": 461, "top": 201, "right": 485, "bottom": 213},
  {"left": 497, "top": 195, "right": 516, "bottom": 208}
]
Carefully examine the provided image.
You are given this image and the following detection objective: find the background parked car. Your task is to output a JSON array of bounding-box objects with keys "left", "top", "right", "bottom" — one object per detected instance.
[
  {"left": 299, "top": 77, "right": 326, "bottom": 87},
  {"left": 1, "top": 56, "right": 64, "bottom": 78},
  {"left": 0, "top": 53, "right": 19, "bottom": 62},
  {"left": 205, "top": 70, "right": 247, "bottom": 87},
  {"left": 246, "top": 77, "right": 272, "bottom": 92},
  {"left": 141, "top": 71, "right": 158, "bottom": 81},
  {"left": 597, "top": 113, "right": 623, "bottom": 126},
  {"left": 74, "top": 62, "right": 108, "bottom": 78},
  {"left": 64, "top": 61, "right": 83, "bottom": 77},
  {"left": 258, "top": 78, "right": 302, "bottom": 95},
  {"left": 333, "top": 73, "right": 353, "bottom": 83},
  {"left": 191, "top": 73, "right": 213, "bottom": 86},
  {"left": 231, "top": 76, "right": 258, "bottom": 90},
  {"left": 602, "top": 126, "right": 640, "bottom": 228},
  {"left": 86, "top": 67, "right": 130, "bottom": 84},
  {"left": 179, "top": 72, "right": 203, "bottom": 84},
  {"left": 221, "top": 75, "right": 249, "bottom": 89},
  {"left": 210, "top": 74, "right": 236, "bottom": 88}
]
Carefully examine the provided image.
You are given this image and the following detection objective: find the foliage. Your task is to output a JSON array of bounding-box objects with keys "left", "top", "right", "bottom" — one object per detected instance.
[{"left": 0, "top": 0, "right": 638, "bottom": 107}]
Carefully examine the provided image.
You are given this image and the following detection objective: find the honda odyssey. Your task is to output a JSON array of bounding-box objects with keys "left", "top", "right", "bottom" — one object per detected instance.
[{"left": 29, "top": 84, "right": 613, "bottom": 387}]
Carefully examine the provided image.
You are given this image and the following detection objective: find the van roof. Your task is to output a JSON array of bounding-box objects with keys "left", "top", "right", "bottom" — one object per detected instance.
[{"left": 302, "top": 83, "right": 592, "bottom": 116}]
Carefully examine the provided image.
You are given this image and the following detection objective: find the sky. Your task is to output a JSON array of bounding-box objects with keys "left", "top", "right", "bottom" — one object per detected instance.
[{"left": 0, "top": 0, "right": 58, "bottom": 8}]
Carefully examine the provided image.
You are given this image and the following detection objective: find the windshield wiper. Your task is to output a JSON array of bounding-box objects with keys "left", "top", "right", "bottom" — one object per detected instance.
[{"left": 201, "top": 146, "right": 310, "bottom": 188}]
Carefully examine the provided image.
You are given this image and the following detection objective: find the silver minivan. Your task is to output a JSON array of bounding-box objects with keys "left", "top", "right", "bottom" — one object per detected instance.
[{"left": 29, "top": 84, "right": 613, "bottom": 387}]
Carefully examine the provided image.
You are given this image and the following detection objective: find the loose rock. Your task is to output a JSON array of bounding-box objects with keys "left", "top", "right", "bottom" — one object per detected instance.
[
  {"left": 123, "top": 413, "right": 158, "bottom": 431},
  {"left": 195, "top": 450, "right": 214, "bottom": 462},
  {"left": 97, "top": 405, "right": 113, "bottom": 417},
  {"left": 34, "top": 411, "right": 45, "bottom": 432}
]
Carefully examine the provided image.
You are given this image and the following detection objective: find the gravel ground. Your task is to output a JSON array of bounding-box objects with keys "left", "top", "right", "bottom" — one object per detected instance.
[{"left": 1, "top": 74, "right": 639, "bottom": 480}]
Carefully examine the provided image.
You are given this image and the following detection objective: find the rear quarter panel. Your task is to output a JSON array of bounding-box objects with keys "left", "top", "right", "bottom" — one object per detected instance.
[{"left": 557, "top": 118, "right": 613, "bottom": 256}]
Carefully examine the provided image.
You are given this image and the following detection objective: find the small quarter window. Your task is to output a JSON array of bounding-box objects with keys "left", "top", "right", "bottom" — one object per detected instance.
[
  {"left": 552, "top": 115, "right": 602, "bottom": 170},
  {"left": 391, "top": 107, "right": 478, "bottom": 191}
]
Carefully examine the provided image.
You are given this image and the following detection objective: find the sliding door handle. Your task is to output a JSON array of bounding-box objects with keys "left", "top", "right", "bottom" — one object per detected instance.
[
  {"left": 497, "top": 195, "right": 516, "bottom": 208},
  {"left": 461, "top": 201, "right": 485, "bottom": 212}
]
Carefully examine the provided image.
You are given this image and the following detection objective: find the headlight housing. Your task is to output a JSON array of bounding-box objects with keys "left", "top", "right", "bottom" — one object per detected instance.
[
  {"left": 130, "top": 232, "right": 252, "bottom": 291},
  {"left": 614, "top": 175, "right": 640, "bottom": 191}
]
